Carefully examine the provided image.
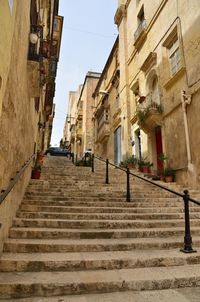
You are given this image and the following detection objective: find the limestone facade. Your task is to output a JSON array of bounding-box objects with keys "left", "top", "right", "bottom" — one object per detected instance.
[
  {"left": 93, "top": 38, "right": 121, "bottom": 163},
  {"left": 111, "top": 0, "right": 200, "bottom": 187},
  {"left": 65, "top": 72, "right": 101, "bottom": 159},
  {"left": 0, "top": 0, "right": 63, "bottom": 251}
]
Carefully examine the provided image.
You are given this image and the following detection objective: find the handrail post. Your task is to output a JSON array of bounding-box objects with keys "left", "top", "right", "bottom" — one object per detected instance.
[
  {"left": 180, "top": 190, "right": 196, "bottom": 253},
  {"left": 126, "top": 167, "right": 131, "bottom": 202},
  {"left": 91, "top": 154, "right": 94, "bottom": 172},
  {"left": 105, "top": 159, "right": 109, "bottom": 184}
]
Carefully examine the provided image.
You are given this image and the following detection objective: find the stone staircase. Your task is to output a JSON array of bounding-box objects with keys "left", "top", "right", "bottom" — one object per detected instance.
[{"left": 0, "top": 156, "right": 200, "bottom": 301}]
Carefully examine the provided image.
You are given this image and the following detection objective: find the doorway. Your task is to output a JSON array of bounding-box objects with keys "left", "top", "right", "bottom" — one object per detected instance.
[
  {"left": 114, "top": 126, "right": 121, "bottom": 165},
  {"left": 155, "top": 126, "right": 163, "bottom": 173}
]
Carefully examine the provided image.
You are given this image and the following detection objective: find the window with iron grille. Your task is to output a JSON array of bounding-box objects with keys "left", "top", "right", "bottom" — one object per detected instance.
[{"left": 168, "top": 39, "right": 181, "bottom": 76}]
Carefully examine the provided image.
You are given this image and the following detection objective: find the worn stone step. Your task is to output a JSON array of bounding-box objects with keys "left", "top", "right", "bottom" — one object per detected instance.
[
  {"left": 21, "top": 199, "right": 183, "bottom": 208},
  {"left": 20, "top": 204, "right": 196, "bottom": 214},
  {"left": 8, "top": 226, "right": 200, "bottom": 240},
  {"left": 16, "top": 211, "right": 191, "bottom": 221},
  {"left": 3, "top": 236, "right": 200, "bottom": 253},
  {"left": 5, "top": 288, "right": 200, "bottom": 302},
  {"left": 1, "top": 249, "right": 200, "bottom": 272},
  {"left": 13, "top": 217, "right": 200, "bottom": 229},
  {"left": 1, "top": 265, "right": 200, "bottom": 298},
  {"left": 24, "top": 193, "right": 175, "bottom": 200}
]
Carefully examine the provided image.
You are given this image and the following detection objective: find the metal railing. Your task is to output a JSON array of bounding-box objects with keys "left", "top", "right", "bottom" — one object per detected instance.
[
  {"left": 0, "top": 154, "right": 35, "bottom": 204},
  {"left": 91, "top": 154, "right": 200, "bottom": 254}
]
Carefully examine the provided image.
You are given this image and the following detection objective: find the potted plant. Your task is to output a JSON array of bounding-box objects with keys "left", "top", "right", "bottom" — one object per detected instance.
[
  {"left": 137, "top": 158, "right": 145, "bottom": 172},
  {"left": 37, "top": 151, "right": 44, "bottom": 164},
  {"left": 142, "top": 161, "right": 153, "bottom": 174},
  {"left": 163, "top": 167, "right": 175, "bottom": 183},
  {"left": 158, "top": 153, "right": 168, "bottom": 181},
  {"left": 125, "top": 155, "right": 138, "bottom": 169},
  {"left": 31, "top": 163, "right": 41, "bottom": 179}
]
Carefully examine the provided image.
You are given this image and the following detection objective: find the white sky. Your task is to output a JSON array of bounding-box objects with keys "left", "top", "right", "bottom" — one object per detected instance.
[{"left": 51, "top": 0, "right": 118, "bottom": 146}]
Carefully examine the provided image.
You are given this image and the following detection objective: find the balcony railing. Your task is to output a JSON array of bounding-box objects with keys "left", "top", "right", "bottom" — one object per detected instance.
[
  {"left": 137, "top": 93, "right": 161, "bottom": 111},
  {"left": 97, "top": 121, "right": 110, "bottom": 142},
  {"left": 134, "top": 19, "right": 147, "bottom": 43}
]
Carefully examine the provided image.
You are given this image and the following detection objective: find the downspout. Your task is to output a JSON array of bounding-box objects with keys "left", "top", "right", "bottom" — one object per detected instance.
[{"left": 181, "top": 90, "right": 192, "bottom": 170}]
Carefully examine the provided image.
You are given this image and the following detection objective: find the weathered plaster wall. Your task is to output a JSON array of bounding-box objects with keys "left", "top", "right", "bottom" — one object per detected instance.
[
  {"left": 0, "top": 0, "right": 39, "bottom": 252},
  {"left": 0, "top": 0, "right": 17, "bottom": 116}
]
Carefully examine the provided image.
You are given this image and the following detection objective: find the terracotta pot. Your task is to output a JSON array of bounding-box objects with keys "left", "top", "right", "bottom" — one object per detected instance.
[
  {"left": 165, "top": 175, "right": 174, "bottom": 183},
  {"left": 31, "top": 170, "right": 41, "bottom": 179},
  {"left": 160, "top": 175, "right": 165, "bottom": 182},
  {"left": 127, "top": 163, "right": 136, "bottom": 169},
  {"left": 143, "top": 166, "right": 150, "bottom": 174}
]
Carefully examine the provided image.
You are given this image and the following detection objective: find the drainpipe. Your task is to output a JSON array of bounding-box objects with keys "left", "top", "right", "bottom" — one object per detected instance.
[{"left": 181, "top": 90, "right": 192, "bottom": 169}]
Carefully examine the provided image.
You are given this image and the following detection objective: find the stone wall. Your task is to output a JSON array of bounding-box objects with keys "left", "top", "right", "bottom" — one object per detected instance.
[{"left": 0, "top": 0, "right": 39, "bottom": 253}]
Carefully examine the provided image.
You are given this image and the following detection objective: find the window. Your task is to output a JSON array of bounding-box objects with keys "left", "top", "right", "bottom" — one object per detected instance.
[
  {"left": 163, "top": 27, "right": 182, "bottom": 77},
  {"left": 138, "top": 6, "right": 145, "bottom": 24},
  {"left": 168, "top": 38, "right": 181, "bottom": 76}
]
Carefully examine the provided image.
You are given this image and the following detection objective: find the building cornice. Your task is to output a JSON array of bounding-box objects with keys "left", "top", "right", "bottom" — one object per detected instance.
[{"left": 114, "top": 5, "right": 126, "bottom": 26}]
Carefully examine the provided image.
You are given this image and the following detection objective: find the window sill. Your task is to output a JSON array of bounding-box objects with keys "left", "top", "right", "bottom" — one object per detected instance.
[{"left": 164, "top": 67, "right": 186, "bottom": 89}]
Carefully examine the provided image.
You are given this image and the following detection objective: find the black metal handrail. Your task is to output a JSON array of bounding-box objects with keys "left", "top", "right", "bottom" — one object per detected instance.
[
  {"left": 0, "top": 154, "right": 35, "bottom": 204},
  {"left": 92, "top": 154, "right": 200, "bottom": 253}
]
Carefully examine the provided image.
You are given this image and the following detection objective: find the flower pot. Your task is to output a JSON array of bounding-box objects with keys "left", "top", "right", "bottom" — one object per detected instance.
[
  {"left": 127, "top": 163, "right": 136, "bottom": 169},
  {"left": 165, "top": 175, "right": 174, "bottom": 183},
  {"left": 160, "top": 175, "right": 165, "bottom": 182},
  {"left": 143, "top": 166, "right": 150, "bottom": 174},
  {"left": 31, "top": 170, "right": 41, "bottom": 179}
]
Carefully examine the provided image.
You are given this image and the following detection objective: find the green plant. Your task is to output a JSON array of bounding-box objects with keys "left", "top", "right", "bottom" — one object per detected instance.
[
  {"left": 143, "top": 161, "right": 153, "bottom": 168},
  {"left": 32, "top": 163, "right": 41, "bottom": 171},
  {"left": 159, "top": 153, "right": 168, "bottom": 162},
  {"left": 136, "top": 109, "right": 148, "bottom": 123},
  {"left": 163, "top": 167, "right": 175, "bottom": 177},
  {"left": 126, "top": 155, "right": 138, "bottom": 165},
  {"left": 137, "top": 158, "right": 146, "bottom": 170}
]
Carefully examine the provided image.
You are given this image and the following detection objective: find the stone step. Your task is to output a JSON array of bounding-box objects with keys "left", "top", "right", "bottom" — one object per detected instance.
[
  {"left": 22, "top": 196, "right": 181, "bottom": 203},
  {"left": 20, "top": 204, "right": 198, "bottom": 214},
  {"left": 21, "top": 199, "right": 183, "bottom": 209},
  {"left": 8, "top": 226, "right": 200, "bottom": 240},
  {"left": 1, "top": 249, "right": 200, "bottom": 272},
  {"left": 13, "top": 217, "right": 200, "bottom": 229},
  {"left": 24, "top": 193, "right": 175, "bottom": 199},
  {"left": 1, "top": 265, "right": 200, "bottom": 298},
  {"left": 16, "top": 211, "right": 194, "bottom": 221},
  {"left": 5, "top": 288, "right": 200, "bottom": 302},
  {"left": 3, "top": 236, "right": 200, "bottom": 253}
]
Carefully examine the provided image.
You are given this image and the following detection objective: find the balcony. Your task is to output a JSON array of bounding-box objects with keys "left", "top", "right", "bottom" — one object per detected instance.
[
  {"left": 134, "top": 20, "right": 147, "bottom": 49},
  {"left": 97, "top": 121, "right": 110, "bottom": 143},
  {"left": 70, "top": 127, "right": 75, "bottom": 142},
  {"left": 76, "top": 128, "right": 82, "bottom": 139},
  {"left": 136, "top": 94, "right": 163, "bottom": 131}
]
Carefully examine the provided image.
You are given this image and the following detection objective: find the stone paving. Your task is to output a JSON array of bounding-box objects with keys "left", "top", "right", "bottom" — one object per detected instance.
[{"left": 0, "top": 156, "right": 200, "bottom": 300}]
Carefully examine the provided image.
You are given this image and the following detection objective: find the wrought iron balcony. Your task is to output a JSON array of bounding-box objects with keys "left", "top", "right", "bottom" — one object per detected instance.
[{"left": 136, "top": 94, "right": 163, "bottom": 129}]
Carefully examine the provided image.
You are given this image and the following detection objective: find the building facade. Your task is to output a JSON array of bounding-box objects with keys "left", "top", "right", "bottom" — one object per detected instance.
[
  {"left": 113, "top": 0, "right": 200, "bottom": 187},
  {"left": 0, "top": 0, "right": 63, "bottom": 251},
  {"left": 93, "top": 38, "right": 121, "bottom": 164},
  {"left": 65, "top": 72, "right": 101, "bottom": 159}
]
